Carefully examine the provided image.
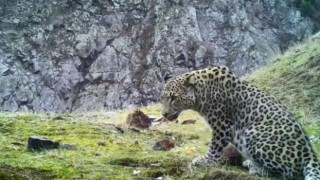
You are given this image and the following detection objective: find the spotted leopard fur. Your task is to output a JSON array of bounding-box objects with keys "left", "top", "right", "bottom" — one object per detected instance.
[{"left": 161, "top": 66, "right": 320, "bottom": 179}]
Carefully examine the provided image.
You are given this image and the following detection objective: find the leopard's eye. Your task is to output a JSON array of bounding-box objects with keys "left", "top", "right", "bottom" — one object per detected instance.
[
  {"left": 171, "top": 96, "right": 177, "bottom": 101},
  {"left": 170, "top": 96, "right": 179, "bottom": 104}
]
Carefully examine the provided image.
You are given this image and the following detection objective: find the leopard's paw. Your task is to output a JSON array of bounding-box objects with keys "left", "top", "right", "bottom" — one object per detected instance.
[
  {"left": 243, "top": 160, "right": 268, "bottom": 177},
  {"left": 192, "top": 156, "right": 217, "bottom": 166}
]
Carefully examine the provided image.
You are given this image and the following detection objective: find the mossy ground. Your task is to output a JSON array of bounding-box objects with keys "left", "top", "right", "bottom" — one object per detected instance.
[
  {"left": 0, "top": 105, "right": 319, "bottom": 180},
  {"left": 0, "top": 107, "right": 255, "bottom": 180}
]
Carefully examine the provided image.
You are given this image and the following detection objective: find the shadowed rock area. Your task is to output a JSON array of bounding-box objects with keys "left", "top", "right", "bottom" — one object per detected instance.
[{"left": 0, "top": 0, "right": 319, "bottom": 112}]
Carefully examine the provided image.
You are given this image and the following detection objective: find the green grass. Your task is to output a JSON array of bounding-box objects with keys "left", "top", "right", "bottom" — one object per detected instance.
[
  {"left": 250, "top": 32, "right": 320, "bottom": 124},
  {"left": 0, "top": 105, "right": 319, "bottom": 179},
  {"left": 0, "top": 108, "right": 264, "bottom": 180}
]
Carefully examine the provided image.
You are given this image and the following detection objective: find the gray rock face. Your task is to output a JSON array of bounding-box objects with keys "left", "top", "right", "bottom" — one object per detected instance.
[{"left": 0, "top": 0, "right": 318, "bottom": 112}]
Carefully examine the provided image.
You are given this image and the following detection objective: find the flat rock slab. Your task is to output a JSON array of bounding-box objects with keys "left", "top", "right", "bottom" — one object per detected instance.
[{"left": 27, "top": 136, "right": 59, "bottom": 151}]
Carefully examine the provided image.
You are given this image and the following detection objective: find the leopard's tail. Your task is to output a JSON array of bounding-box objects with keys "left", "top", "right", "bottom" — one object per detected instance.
[{"left": 304, "top": 159, "right": 320, "bottom": 180}]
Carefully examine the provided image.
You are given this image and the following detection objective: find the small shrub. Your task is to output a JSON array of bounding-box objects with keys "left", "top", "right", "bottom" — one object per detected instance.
[{"left": 293, "top": 0, "right": 320, "bottom": 17}]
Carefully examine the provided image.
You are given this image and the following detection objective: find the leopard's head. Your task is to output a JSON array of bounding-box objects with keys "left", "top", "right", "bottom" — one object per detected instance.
[{"left": 161, "top": 73, "right": 196, "bottom": 120}]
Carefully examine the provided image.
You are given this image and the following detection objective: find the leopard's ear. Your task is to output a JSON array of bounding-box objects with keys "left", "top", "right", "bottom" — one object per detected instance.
[
  {"left": 164, "top": 73, "right": 173, "bottom": 82},
  {"left": 184, "top": 74, "right": 196, "bottom": 87}
]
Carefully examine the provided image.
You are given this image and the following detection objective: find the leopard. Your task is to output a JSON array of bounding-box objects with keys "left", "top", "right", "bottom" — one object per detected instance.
[{"left": 161, "top": 66, "right": 320, "bottom": 179}]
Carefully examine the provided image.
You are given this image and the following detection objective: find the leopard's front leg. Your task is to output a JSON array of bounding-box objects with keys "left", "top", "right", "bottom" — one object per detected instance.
[{"left": 192, "top": 119, "right": 231, "bottom": 166}]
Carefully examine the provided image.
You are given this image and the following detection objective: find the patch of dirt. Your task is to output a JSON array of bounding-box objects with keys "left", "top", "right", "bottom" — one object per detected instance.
[
  {"left": 153, "top": 139, "right": 175, "bottom": 151},
  {"left": 109, "top": 157, "right": 143, "bottom": 167},
  {"left": 181, "top": 119, "right": 196, "bottom": 125}
]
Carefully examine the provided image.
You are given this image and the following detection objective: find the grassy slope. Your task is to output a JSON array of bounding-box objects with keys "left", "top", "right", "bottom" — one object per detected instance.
[
  {"left": 0, "top": 33, "right": 320, "bottom": 179},
  {"left": 250, "top": 32, "right": 320, "bottom": 123},
  {"left": 249, "top": 31, "right": 320, "bottom": 163}
]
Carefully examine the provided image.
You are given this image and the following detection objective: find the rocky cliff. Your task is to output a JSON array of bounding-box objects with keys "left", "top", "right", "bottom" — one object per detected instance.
[{"left": 0, "top": 0, "right": 318, "bottom": 112}]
